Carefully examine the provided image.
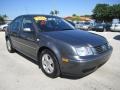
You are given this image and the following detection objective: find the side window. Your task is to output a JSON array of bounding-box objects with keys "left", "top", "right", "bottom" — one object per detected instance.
[
  {"left": 10, "top": 17, "right": 22, "bottom": 32},
  {"left": 22, "top": 17, "right": 35, "bottom": 31},
  {"left": 20, "top": 17, "right": 36, "bottom": 39}
]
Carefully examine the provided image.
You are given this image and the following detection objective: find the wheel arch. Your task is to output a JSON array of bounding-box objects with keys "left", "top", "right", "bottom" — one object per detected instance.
[
  {"left": 37, "top": 46, "right": 61, "bottom": 62},
  {"left": 37, "top": 46, "right": 61, "bottom": 76}
]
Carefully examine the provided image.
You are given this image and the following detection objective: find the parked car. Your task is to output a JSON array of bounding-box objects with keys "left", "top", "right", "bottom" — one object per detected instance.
[
  {"left": 76, "top": 21, "right": 93, "bottom": 30},
  {"left": 110, "top": 23, "right": 120, "bottom": 32},
  {"left": 75, "top": 21, "right": 83, "bottom": 29},
  {"left": 0, "top": 24, "right": 8, "bottom": 31},
  {"left": 5, "top": 15, "right": 113, "bottom": 78},
  {"left": 92, "top": 23, "right": 111, "bottom": 32}
]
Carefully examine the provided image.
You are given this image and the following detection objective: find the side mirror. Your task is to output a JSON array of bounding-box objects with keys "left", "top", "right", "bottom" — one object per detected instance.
[{"left": 23, "top": 28, "right": 32, "bottom": 32}]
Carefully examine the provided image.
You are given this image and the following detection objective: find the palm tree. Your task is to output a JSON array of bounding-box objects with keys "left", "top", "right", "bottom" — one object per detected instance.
[
  {"left": 54, "top": 10, "right": 59, "bottom": 16},
  {"left": 50, "top": 10, "right": 59, "bottom": 16},
  {"left": 50, "top": 10, "right": 54, "bottom": 16}
]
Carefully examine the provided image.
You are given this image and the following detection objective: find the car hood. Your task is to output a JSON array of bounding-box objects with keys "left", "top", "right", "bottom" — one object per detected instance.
[{"left": 41, "top": 30, "right": 107, "bottom": 47}]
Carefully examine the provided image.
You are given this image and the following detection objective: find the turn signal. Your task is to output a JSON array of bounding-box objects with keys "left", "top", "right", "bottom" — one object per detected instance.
[{"left": 62, "top": 58, "right": 69, "bottom": 63}]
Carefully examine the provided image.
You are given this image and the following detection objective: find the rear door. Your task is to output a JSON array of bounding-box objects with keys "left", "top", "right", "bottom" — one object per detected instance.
[
  {"left": 9, "top": 17, "right": 22, "bottom": 50},
  {"left": 18, "top": 16, "right": 39, "bottom": 59}
]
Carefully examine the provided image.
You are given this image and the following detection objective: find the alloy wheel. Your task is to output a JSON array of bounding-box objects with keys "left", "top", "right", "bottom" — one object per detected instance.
[{"left": 42, "top": 54, "right": 54, "bottom": 74}]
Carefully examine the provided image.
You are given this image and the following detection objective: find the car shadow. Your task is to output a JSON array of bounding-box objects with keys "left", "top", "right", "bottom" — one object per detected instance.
[
  {"left": 60, "top": 75, "right": 84, "bottom": 80},
  {"left": 15, "top": 51, "right": 38, "bottom": 65},
  {"left": 113, "top": 35, "right": 120, "bottom": 40}
]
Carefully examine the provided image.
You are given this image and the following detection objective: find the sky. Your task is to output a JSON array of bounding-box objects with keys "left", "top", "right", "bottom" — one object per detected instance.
[{"left": 0, "top": 0, "right": 120, "bottom": 19}]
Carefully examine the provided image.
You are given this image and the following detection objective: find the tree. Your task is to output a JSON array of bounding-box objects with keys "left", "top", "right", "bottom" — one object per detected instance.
[
  {"left": 92, "top": 4, "right": 110, "bottom": 22},
  {"left": 92, "top": 4, "right": 120, "bottom": 22},
  {"left": 0, "top": 15, "right": 6, "bottom": 25},
  {"left": 72, "top": 14, "right": 77, "bottom": 16},
  {"left": 50, "top": 10, "right": 59, "bottom": 16},
  {"left": 110, "top": 4, "right": 120, "bottom": 19},
  {"left": 54, "top": 10, "right": 59, "bottom": 16},
  {"left": 50, "top": 10, "right": 54, "bottom": 16}
]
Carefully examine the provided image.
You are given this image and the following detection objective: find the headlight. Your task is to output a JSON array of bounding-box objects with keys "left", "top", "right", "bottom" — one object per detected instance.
[{"left": 76, "top": 47, "right": 93, "bottom": 56}]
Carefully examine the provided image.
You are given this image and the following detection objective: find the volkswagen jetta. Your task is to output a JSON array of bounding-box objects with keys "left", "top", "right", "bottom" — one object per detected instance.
[{"left": 5, "top": 15, "right": 113, "bottom": 78}]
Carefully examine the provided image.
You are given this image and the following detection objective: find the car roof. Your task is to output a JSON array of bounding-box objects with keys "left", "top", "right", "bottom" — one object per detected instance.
[{"left": 17, "top": 14, "right": 59, "bottom": 18}]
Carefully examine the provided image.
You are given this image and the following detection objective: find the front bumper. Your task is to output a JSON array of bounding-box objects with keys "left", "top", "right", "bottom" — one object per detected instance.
[{"left": 61, "top": 47, "right": 113, "bottom": 77}]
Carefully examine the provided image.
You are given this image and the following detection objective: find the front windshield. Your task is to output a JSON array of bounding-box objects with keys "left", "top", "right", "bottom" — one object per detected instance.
[
  {"left": 34, "top": 16, "right": 75, "bottom": 32},
  {"left": 95, "top": 23, "right": 103, "bottom": 26}
]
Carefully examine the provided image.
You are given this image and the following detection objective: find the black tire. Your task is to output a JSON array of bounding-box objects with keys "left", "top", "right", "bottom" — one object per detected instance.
[
  {"left": 6, "top": 38, "right": 15, "bottom": 53},
  {"left": 39, "top": 49, "right": 60, "bottom": 78}
]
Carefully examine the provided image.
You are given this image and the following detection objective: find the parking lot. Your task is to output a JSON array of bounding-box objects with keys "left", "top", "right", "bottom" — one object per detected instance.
[{"left": 0, "top": 31, "right": 120, "bottom": 90}]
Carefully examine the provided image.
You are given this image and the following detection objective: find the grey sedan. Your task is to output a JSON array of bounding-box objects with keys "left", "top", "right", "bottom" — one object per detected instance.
[{"left": 5, "top": 15, "right": 113, "bottom": 78}]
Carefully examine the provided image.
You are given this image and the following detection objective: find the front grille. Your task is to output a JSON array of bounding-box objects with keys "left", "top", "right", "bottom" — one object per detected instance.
[{"left": 94, "top": 44, "right": 109, "bottom": 54}]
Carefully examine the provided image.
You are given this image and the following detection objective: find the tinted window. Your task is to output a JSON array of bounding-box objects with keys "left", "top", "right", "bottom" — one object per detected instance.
[
  {"left": 20, "top": 17, "right": 36, "bottom": 39},
  {"left": 95, "top": 23, "right": 103, "bottom": 26},
  {"left": 84, "top": 22, "right": 90, "bottom": 25},
  {"left": 10, "top": 17, "right": 22, "bottom": 32},
  {"left": 22, "top": 17, "right": 35, "bottom": 31}
]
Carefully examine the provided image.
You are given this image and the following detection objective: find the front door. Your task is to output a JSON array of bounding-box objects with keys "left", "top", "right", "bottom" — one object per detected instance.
[{"left": 18, "top": 16, "right": 39, "bottom": 59}]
